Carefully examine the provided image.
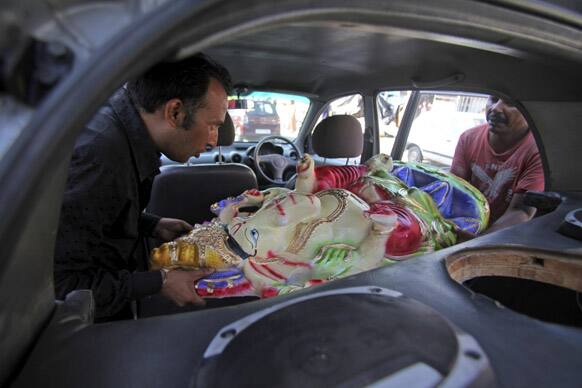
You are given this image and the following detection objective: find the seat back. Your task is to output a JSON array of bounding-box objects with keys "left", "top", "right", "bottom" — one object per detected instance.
[
  {"left": 287, "top": 115, "right": 364, "bottom": 189},
  {"left": 312, "top": 114, "right": 364, "bottom": 158},
  {"left": 143, "top": 162, "right": 258, "bottom": 317},
  {"left": 147, "top": 163, "right": 257, "bottom": 226}
]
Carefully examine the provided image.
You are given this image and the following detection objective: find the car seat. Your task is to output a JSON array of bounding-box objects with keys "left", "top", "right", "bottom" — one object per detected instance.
[
  {"left": 287, "top": 114, "right": 363, "bottom": 188},
  {"left": 312, "top": 114, "right": 364, "bottom": 160}
]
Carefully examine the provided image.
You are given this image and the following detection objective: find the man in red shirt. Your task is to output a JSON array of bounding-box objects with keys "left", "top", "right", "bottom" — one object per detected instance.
[{"left": 450, "top": 96, "right": 544, "bottom": 234}]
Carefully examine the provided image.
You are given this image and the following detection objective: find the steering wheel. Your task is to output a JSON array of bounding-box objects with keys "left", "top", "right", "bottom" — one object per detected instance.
[{"left": 253, "top": 136, "right": 303, "bottom": 185}]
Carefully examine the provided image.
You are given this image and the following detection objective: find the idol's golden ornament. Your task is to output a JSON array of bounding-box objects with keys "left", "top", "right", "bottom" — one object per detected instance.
[{"left": 150, "top": 220, "right": 242, "bottom": 270}]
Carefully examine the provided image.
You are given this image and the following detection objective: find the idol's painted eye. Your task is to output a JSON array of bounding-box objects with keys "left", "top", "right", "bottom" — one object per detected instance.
[{"left": 250, "top": 228, "right": 259, "bottom": 245}]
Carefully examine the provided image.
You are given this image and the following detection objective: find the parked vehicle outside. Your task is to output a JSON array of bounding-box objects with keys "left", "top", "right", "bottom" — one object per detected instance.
[
  {"left": 377, "top": 91, "right": 410, "bottom": 137},
  {"left": 228, "top": 92, "right": 309, "bottom": 142},
  {"left": 230, "top": 99, "right": 279, "bottom": 141}
]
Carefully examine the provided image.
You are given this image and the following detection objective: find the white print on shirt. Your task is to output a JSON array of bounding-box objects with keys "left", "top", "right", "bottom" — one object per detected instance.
[
  {"left": 471, "top": 163, "right": 515, "bottom": 201},
  {"left": 484, "top": 162, "right": 503, "bottom": 172}
]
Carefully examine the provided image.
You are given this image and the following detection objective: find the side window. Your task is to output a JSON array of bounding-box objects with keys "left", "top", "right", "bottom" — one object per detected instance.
[
  {"left": 377, "top": 91, "right": 412, "bottom": 155},
  {"left": 405, "top": 92, "right": 488, "bottom": 168},
  {"left": 315, "top": 94, "right": 365, "bottom": 133}
]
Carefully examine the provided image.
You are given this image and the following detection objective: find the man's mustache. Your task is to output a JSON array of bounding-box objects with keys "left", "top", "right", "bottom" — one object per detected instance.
[{"left": 487, "top": 112, "right": 508, "bottom": 126}]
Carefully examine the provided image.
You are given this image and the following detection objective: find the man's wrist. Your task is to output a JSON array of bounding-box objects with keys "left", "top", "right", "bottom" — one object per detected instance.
[
  {"left": 140, "top": 212, "right": 162, "bottom": 236},
  {"left": 131, "top": 270, "right": 165, "bottom": 299}
]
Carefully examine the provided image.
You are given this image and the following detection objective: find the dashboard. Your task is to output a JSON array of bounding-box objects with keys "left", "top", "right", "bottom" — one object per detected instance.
[{"left": 160, "top": 142, "right": 301, "bottom": 186}]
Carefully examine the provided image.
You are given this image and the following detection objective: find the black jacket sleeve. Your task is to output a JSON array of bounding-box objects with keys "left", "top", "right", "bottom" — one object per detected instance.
[
  {"left": 54, "top": 136, "right": 161, "bottom": 318},
  {"left": 140, "top": 212, "right": 161, "bottom": 236}
]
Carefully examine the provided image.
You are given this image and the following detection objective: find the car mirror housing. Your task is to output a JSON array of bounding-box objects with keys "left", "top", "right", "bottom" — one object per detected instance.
[{"left": 228, "top": 99, "right": 248, "bottom": 109}]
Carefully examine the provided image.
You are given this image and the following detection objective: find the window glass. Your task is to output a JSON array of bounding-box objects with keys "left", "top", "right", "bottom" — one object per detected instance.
[
  {"left": 405, "top": 92, "right": 488, "bottom": 168},
  {"left": 315, "top": 94, "right": 365, "bottom": 132},
  {"left": 228, "top": 91, "right": 310, "bottom": 142},
  {"left": 377, "top": 91, "right": 412, "bottom": 154}
]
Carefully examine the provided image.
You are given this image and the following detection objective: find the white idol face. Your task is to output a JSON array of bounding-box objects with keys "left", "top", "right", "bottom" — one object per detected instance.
[{"left": 227, "top": 192, "right": 321, "bottom": 258}]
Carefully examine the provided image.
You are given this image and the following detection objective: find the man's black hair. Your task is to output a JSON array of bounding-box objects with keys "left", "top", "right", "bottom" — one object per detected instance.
[{"left": 127, "top": 53, "right": 232, "bottom": 116}]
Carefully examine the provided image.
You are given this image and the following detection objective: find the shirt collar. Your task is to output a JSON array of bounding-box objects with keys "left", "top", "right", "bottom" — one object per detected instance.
[{"left": 110, "top": 88, "right": 160, "bottom": 181}]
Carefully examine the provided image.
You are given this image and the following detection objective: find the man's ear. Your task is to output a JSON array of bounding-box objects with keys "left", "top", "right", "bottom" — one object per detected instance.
[{"left": 163, "top": 98, "right": 186, "bottom": 129}]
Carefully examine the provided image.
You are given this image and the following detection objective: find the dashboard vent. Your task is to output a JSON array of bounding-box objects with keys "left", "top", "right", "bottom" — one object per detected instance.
[
  {"left": 214, "top": 154, "right": 226, "bottom": 163},
  {"left": 231, "top": 153, "right": 243, "bottom": 163}
]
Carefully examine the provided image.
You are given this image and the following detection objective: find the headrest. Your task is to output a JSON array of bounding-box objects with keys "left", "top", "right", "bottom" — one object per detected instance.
[
  {"left": 312, "top": 115, "right": 363, "bottom": 158},
  {"left": 217, "top": 111, "right": 235, "bottom": 146}
]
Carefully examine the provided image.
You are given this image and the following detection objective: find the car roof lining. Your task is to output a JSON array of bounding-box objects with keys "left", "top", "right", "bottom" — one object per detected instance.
[{"left": 202, "top": 21, "right": 582, "bottom": 101}]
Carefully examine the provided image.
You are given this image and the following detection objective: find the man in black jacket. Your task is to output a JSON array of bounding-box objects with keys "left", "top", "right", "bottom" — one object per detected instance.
[{"left": 54, "top": 54, "right": 231, "bottom": 321}]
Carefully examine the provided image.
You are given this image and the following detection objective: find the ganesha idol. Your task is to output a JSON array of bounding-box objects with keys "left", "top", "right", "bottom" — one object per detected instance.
[{"left": 150, "top": 153, "right": 489, "bottom": 298}]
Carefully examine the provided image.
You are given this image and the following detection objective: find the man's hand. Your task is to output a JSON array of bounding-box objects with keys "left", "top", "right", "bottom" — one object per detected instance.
[
  {"left": 160, "top": 268, "right": 214, "bottom": 307},
  {"left": 153, "top": 217, "right": 193, "bottom": 242},
  {"left": 484, "top": 193, "right": 536, "bottom": 235}
]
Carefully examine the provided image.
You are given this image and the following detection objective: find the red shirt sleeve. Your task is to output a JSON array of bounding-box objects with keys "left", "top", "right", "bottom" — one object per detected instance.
[{"left": 514, "top": 150, "right": 545, "bottom": 194}]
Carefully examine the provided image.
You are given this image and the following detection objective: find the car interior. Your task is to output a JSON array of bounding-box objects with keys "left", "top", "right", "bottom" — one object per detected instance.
[{"left": 1, "top": 1, "right": 582, "bottom": 387}]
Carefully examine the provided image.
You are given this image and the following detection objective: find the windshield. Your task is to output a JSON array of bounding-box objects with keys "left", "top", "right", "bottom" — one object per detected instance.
[{"left": 228, "top": 91, "right": 310, "bottom": 143}]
